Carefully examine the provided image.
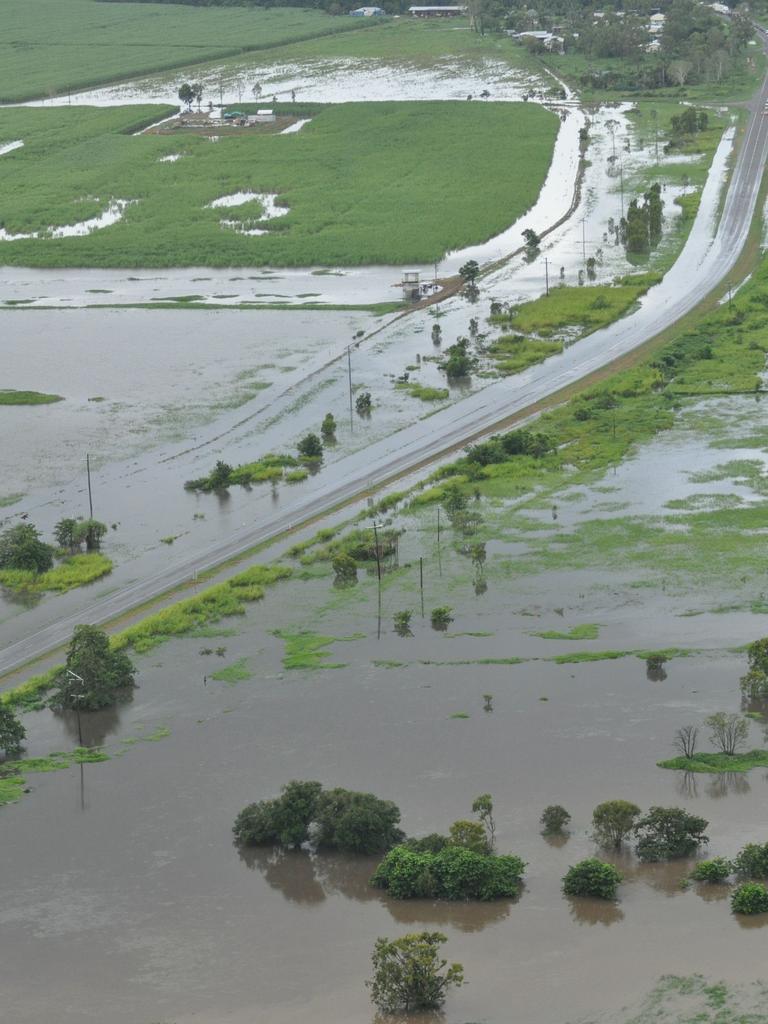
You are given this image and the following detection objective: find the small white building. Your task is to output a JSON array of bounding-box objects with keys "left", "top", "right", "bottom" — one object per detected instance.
[
  {"left": 408, "top": 5, "right": 466, "bottom": 16},
  {"left": 709, "top": 2, "right": 730, "bottom": 13},
  {"left": 648, "top": 12, "right": 666, "bottom": 33},
  {"left": 350, "top": 5, "right": 385, "bottom": 14},
  {"left": 250, "top": 109, "right": 275, "bottom": 124}
]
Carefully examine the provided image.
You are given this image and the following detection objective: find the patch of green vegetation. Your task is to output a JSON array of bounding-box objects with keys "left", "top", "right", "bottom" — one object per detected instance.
[
  {"left": 0, "top": 101, "right": 557, "bottom": 268},
  {"left": 449, "top": 712, "right": 470, "bottom": 719},
  {"left": 0, "top": 774, "right": 25, "bottom": 806},
  {"left": 396, "top": 381, "right": 450, "bottom": 402},
  {"left": 658, "top": 750, "right": 768, "bottom": 774},
  {"left": 443, "top": 631, "right": 495, "bottom": 638},
  {"left": 0, "top": 389, "right": 63, "bottom": 405},
  {"left": 274, "top": 630, "right": 364, "bottom": 670},
  {"left": 0, "top": 493, "right": 23, "bottom": 508},
  {"left": 549, "top": 649, "right": 629, "bottom": 664},
  {"left": 493, "top": 275, "right": 659, "bottom": 339},
  {"left": 373, "top": 659, "right": 406, "bottom": 668},
  {"left": 0, "top": 1, "right": 367, "bottom": 102},
  {"left": 285, "top": 468, "right": 309, "bottom": 483},
  {"left": 531, "top": 624, "right": 600, "bottom": 640},
  {"left": 115, "top": 564, "right": 292, "bottom": 653},
  {"left": 419, "top": 657, "right": 525, "bottom": 666},
  {"left": 486, "top": 334, "right": 563, "bottom": 376},
  {"left": 210, "top": 658, "right": 252, "bottom": 685},
  {"left": 0, "top": 552, "right": 112, "bottom": 593}
]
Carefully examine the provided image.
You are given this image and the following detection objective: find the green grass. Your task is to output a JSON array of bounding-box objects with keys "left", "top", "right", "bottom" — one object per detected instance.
[
  {"left": 0, "top": 101, "right": 557, "bottom": 268},
  {"left": 0, "top": 552, "right": 112, "bottom": 593},
  {"left": 397, "top": 381, "right": 450, "bottom": 402},
  {"left": 494, "top": 275, "right": 659, "bottom": 339},
  {"left": 0, "top": 389, "right": 63, "bottom": 405},
  {"left": 0, "top": 774, "right": 25, "bottom": 806},
  {"left": 0, "top": 1, "right": 369, "bottom": 102},
  {"left": 486, "top": 335, "right": 563, "bottom": 376},
  {"left": 274, "top": 630, "right": 364, "bottom": 670},
  {"left": 531, "top": 624, "right": 600, "bottom": 640},
  {"left": 658, "top": 750, "right": 768, "bottom": 774},
  {"left": 210, "top": 657, "right": 251, "bottom": 684}
]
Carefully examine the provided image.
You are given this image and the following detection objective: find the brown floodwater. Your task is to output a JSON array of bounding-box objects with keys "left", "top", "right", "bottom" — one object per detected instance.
[{"left": 3, "top": 553, "right": 768, "bottom": 1024}]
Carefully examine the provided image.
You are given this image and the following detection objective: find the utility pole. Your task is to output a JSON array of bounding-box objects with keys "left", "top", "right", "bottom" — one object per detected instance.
[
  {"left": 728, "top": 281, "right": 733, "bottom": 307},
  {"left": 544, "top": 257, "right": 550, "bottom": 297},
  {"left": 66, "top": 671, "right": 85, "bottom": 746},
  {"left": 619, "top": 162, "right": 625, "bottom": 220},
  {"left": 419, "top": 556, "right": 424, "bottom": 618},
  {"left": 372, "top": 522, "right": 382, "bottom": 583},
  {"left": 582, "top": 217, "right": 587, "bottom": 263},
  {"left": 347, "top": 344, "right": 354, "bottom": 433},
  {"left": 86, "top": 453, "right": 93, "bottom": 519}
]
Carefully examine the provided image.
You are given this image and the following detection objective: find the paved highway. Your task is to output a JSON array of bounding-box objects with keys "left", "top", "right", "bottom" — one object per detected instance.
[{"left": 3, "top": 41, "right": 768, "bottom": 678}]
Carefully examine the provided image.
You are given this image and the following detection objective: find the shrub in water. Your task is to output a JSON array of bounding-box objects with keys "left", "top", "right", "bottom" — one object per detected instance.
[
  {"left": 371, "top": 845, "right": 525, "bottom": 902},
  {"left": 690, "top": 857, "right": 732, "bottom": 883},
  {"left": 734, "top": 841, "right": 768, "bottom": 879},
  {"left": 540, "top": 805, "right": 571, "bottom": 834},
  {"left": 731, "top": 881, "right": 768, "bottom": 915},
  {"left": 562, "top": 858, "right": 622, "bottom": 900}
]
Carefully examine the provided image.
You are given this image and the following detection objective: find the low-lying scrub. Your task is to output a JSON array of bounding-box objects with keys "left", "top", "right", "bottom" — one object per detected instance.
[
  {"left": 371, "top": 844, "right": 526, "bottom": 901},
  {"left": 0, "top": 389, "right": 63, "bottom": 405}
]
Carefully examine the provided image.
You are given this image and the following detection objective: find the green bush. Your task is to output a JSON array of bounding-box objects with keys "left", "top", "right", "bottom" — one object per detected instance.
[
  {"left": 690, "top": 857, "right": 732, "bottom": 883},
  {"left": 734, "top": 841, "right": 768, "bottom": 879},
  {"left": 430, "top": 606, "right": 453, "bottom": 630},
  {"left": 731, "top": 882, "right": 768, "bottom": 915},
  {"left": 314, "top": 788, "right": 405, "bottom": 855},
  {"left": 371, "top": 845, "right": 526, "bottom": 901},
  {"left": 540, "top": 804, "right": 571, "bottom": 834},
  {"left": 233, "top": 780, "right": 403, "bottom": 854},
  {"left": 562, "top": 858, "right": 622, "bottom": 900},
  {"left": 634, "top": 806, "right": 709, "bottom": 862}
]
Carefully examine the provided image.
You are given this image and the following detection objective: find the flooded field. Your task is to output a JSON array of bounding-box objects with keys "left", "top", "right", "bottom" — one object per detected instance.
[{"left": 3, "top": 390, "right": 768, "bottom": 1024}]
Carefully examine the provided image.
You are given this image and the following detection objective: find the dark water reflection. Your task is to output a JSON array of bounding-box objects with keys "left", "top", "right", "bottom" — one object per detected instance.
[
  {"left": 692, "top": 881, "right": 731, "bottom": 903},
  {"left": 542, "top": 832, "right": 570, "bottom": 849},
  {"left": 55, "top": 705, "right": 124, "bottom": 748},
  {"left": 238, "top": 847, "right": 512, "bottom": 930},
  {"left": 567, "top": 896, "right": 624, "bottom": 927}
]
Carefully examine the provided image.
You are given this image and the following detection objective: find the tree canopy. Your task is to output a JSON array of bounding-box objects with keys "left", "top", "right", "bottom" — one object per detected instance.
[
  {"left": 50, "top": 624, "right": 137, "bottom": 711},
  {"left": 0, "top": 523, "right": 54, "bottom": 574}
]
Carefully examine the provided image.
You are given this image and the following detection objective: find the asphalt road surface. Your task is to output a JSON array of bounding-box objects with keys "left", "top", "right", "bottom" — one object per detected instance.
[{"left": 3, "top": 40, "right": 768, "bottom": 678}]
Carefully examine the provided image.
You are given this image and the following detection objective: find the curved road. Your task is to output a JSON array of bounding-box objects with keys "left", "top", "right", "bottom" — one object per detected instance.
[{"left": 3, "top": 41, "right": 768, "bottom": 677}]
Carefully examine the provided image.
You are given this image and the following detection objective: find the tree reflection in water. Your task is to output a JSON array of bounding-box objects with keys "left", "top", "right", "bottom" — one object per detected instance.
[
  {"left": 55, "top": 704, "right": 124, "bottom": 748},
  {"left": 238, "top": 847, "right": 514, "bottom": 930},
  {"left": 566, "top": 895, "right": 624, "bottom": 927},
  {"left": 706, "top": 772, "right": 750, "bottom": 799}
]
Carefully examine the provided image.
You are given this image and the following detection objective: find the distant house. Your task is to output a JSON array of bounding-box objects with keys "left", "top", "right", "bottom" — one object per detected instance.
[
  {"left": 252, "top": 109, "right": 276, "bottom": 123},
  {"left": 408, "top": 5, "right": 466, "bottom": 16},
  {"left": 709, "top": 2, "right": 730, "bottom": 13},
  {"left": 648, "top": 12, "right": 666, "bottom": 32},
  {"left": 508, "top": 29, "right": 564, "bottom": 51},
  {"left": 350, "top": 5, "right": 385, "bottom": 14}
]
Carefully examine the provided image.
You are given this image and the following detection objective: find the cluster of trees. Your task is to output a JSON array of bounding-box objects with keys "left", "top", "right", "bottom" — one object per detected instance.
[
  {"left": 367, "top": 931, "right": 463, "bottom": 1014},
  {"left": 740, "top": 635, "right": 768, "bottom": 697},
  {"left": 0, "top": 518, "right": 108, "bottom": 576},
  {"left": 672, "top": 711, "right": 753, "bottom": 759},
  {"left": 233, "top": 779, "right": 405, "bottom": 854},
  {"left": 514, "top": 0, "right": 754, "bottom": 93},
  {"left": 590, "top": 799, "right": 709, "bottom": 860},
  {"left": 178, "top": 82, "right": 203, "bottom": 110},
  {"left": 624, "top": 183, "right": 663, "bottom": 255}
]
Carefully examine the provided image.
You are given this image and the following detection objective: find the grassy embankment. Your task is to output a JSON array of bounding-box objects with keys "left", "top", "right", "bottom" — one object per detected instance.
[
  {"left": 0, "top": 101, "right": 556, "bottom": 268},
  {"left": 0, "top": 0, "right": 370, "bottom": 102},
  {"left": 1, "top": 564, "right": 292, "bottom": 709}
]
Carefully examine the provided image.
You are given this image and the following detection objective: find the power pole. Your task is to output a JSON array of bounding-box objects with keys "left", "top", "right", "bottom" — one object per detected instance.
[
  {"left": 619, "top": 162, "right": 625, "bottom": 220},
  {"left": 86, "top": 453, "right": 93, "bottom": 519},
  {"left": 419, "top": 556, "right": 424, "bottom": 618},
  {"left": 582, "top": 217, "right": 587, "bottom": 263},
  {"left": 544, "top": 257, "right": 550, "bottom": 297},
  {"left": 372, "top": 522, "right": 382, "bottom": 583},
  {"left": 347, "top": 344, "right": 354, "bottom": 433}
]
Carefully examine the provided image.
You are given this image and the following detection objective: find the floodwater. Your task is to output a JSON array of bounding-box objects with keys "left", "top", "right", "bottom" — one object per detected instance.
[{"left": 3, "top": 399, "right": 768, "bottom": 1022}]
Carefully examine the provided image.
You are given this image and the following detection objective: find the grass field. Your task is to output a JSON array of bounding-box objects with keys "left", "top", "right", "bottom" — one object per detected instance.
[
  {"left": 0, "top": 101, "right": 557, "bottom": 268},
  {"left": 0, "top": 0, "right": 368, "bottom": 102}
]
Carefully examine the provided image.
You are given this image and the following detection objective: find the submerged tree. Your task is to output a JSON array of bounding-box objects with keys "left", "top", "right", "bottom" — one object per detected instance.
[
  {"left": 0, "top": 523, "right": 54, "bottom": 574},
  {"left": 0, "top": 704, "right": 26, "bottom": 757},
  {"left": 673, "top": 724, "right": 699, "bottom": 759},
  {"left": 591, "top": 800, "right": 641, "bottom": 849},
  {"left": 367, "top": 932, "right": 464, "bottom": 1013},
  {"left": 472, "top": 793, "right": 496, "bottom": 850},
  {"left": 705, "top": 712, "right": 748, "bottom": 756},
  {"left": 50, "top": 624, "right": 136, "bottom": 712}
]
